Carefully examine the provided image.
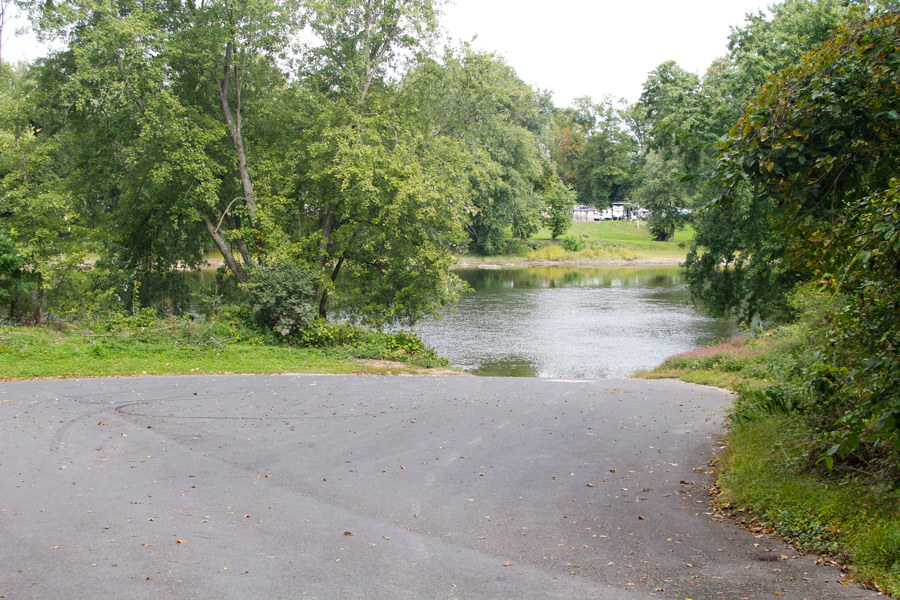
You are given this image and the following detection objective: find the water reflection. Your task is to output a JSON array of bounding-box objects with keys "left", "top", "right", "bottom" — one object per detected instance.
[{"left": 412, "top": 266, "right": 735, "bottom": 379}]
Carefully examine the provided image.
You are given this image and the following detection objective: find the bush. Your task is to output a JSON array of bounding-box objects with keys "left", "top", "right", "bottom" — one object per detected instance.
[
  {"left": 559, "top": 236, "right": 585, "bottom": 252},
  {"left": 503, "top": 239, "right": 533, "bottom": 256},
  {"left": 527, "top": 245, "right": 568, "bottom": 261},
  {"left": 245, "top": 262, "right": 318, "bottom": 340},
  {"left": 300, "top": 318, "right": 447, "bottom": 368},
  {"left": 300, "top": 319, "right": 366, "bottom": 347}
]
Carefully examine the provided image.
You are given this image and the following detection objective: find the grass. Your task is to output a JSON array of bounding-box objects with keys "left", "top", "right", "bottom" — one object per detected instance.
[
  {"left": 636, "top": 328, "right": 900, "bottom": 596},
  {"left": 633, "top": 335, "right": 773, "bottom": 390},
  {"left": 0, "top": 317, "right": 454, "bottom": 380},
  {"left": 462, "top": 221, "right": 694, "bottom": 264},
  {"left": 532, "top": 220, "right": 696, "bottom": 244},
  {"left": 719, "top": 416, "right": 900, "bottom": 595}
]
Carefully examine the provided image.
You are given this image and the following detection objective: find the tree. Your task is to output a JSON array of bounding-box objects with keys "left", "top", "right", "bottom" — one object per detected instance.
[
  {"left": 544, "top": 179, "right": 575, "bottom": 240},
  {"left": 291, "top": 0, "right": 475, "bottom": 324},
  {"left": 25, "top": 0, "right": 305, "bottom": 287},
  {"left": 546, "top": 96, "right": 637, "bottom": 210},
  {"left": 0, "top": 62, "right": 85, "bottom": 322},
  {"left": 679, "top": 0, "right": 861, "bottom": 321},
  {"left": 636, "top": 61, "right": 699, "bottom": 155},
  {"left": 708, "top": 11, "right": 900, "bottom": 453},
  {"left": 631, "top": 151, "right": 690, "bottom": 242},
  {"left": 22, "top": 0, "right": 476, "bottom": 325},
  {"left": 570, "top": 97, "right": 637, "bottom": 208},
  {"left": 401, "top": 47, "right": 549, "bottom": 255}
]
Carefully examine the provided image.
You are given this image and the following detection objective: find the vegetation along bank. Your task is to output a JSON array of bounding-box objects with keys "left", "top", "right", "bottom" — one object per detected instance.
[{"left": 1, "top": 0, "right": 898, "bottom": 594}]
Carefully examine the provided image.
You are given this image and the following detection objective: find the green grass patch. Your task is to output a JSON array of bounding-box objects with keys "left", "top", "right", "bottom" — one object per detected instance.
[
  {"left": 0, "top": 314, "right": 452, "bottom": 380},
  {"left": 719, "top": 415, "right": 900, "bottom": 595},
  {"left": 462, "top": 221, "right": 693, "bottom": 264},
  {"left": 532, "top": 221, "right": 695, "bottom": 244},
  {"left": 637, "top": 321, "right": 900, "bottom": 595},
  {"left": 635, "top": 334, "right": 775, "bottom": 392}
]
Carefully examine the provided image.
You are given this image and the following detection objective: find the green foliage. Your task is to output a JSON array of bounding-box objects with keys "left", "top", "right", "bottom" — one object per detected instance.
[
  {"left": 558, "top": 235, "right": 584, "bottom": 252},
  {"left": 300, "top": 318, "right": 446, "bottom": 368},
  {"left": 855, "top": 523, "right": 900, "bottom": 581},
  {"left": 684, "top": 188, "right": 801, "bottom": 322},
  {"left": 404, "top": 47, "right": 549, "bottom": 256},
  {"left": 713, "top": 12, "right": 900, "bottom": 457},
  {"left": 681, "top": 1, "right": 865, "bottom": 324},
  {"left": 568, "top": 97, "right": 638, "bottom": 207},
  {"left": 544, "top": 179, "right": 576, "bottom": 240},
  {"left": 716, "top": 413, "right": 900, "bottom": 595},
  {"left": 0, "top": 231, "right": 25, "bottom": 302},
  {"left": 637, "top": 61, "right": 699, "bottom": 156},
  {"left": 0, "top": 62, "right": 89, "bottom": 322},
  {"left": 246, "top": 262, "right": 318, "bottom": 340},
  {"left": 632, "top": 151, "right": 692, "bottom": 242},
  {"left": 20, "top": 0, "right": 476, "bottom": 326}
]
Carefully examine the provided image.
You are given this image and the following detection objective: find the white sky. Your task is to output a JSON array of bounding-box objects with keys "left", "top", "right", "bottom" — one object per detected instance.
[
  {"left": 3, "top": 0, "right": 772, "bottom": 107},
  {"left": 440, "top": 0, "right": 771, "bottom": 105}
]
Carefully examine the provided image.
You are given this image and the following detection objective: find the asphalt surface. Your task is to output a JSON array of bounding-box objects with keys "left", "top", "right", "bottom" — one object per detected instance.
[{"left": 0, "top": 375, "right": 882, "bottom": 599}]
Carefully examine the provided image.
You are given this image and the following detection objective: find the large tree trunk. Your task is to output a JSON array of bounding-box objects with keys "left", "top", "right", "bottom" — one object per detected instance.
[
  {"left": 217, "top": 42, "right": 259, "bottom": 226},
  {"left": 32, "top": 270, "right": 43, "bottom": 325},
  {"left": 317, "top": 255, "right": 345, "bottom": 320},
  {"left": 315, "top": 209, "right": 336, "bottom": 318},
  {"left": 224, "top": 213, "right": 256, "bottom": 270},
  {"left": 653, "top": 228, "right": 675, "bottom": 243},
  {"left": 201, "top": 214, "right": 249, "bottom": 284}
]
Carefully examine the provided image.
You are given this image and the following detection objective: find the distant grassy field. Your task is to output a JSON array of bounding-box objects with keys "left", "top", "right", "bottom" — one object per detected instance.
[
  {"left": 532, "top": 220, "right": 696, "bottom": 244},
  {"left": 460, "top": 221, "right": 694, "bottom": 264}
]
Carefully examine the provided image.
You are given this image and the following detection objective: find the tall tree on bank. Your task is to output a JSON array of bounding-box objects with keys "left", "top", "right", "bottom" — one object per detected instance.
[
  {"left": 399, "top": 47, "right": 549, "bottom": 255},
  {"left": 681, "top": 0, "right": 857, "bottom": 321},
  {"left": 546, "top": 96, "right": 637, "bottom": 210},
  {"left": 24, "top": 0, "right": 478, "bottom": 324},
  {"left": 25, "top": 0, "right": 305, "bottom": 287},
  {"left": 292, "top": 0, "right": 474, "bottom": 324},
  {"left": 570, "top": 97, "right": 637, "bottom": 208},
  {"left": 710, "top": 10, "right": 900, "bottom": 461}
]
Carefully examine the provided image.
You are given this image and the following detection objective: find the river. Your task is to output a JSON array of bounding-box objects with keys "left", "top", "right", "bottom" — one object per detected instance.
[{"left": 410, "top": 265, "right": 735, "bottom": 379}]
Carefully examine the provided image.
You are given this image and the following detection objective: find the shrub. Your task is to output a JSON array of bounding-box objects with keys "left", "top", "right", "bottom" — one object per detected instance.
[
  {"left": 559, "top": 236, "right": 585, "bottom": 252},
  {"left": 527, "top": 245, "right": 568, "bottom": 261},
  {"left": 300, "top": 318, "right": 446, "bottom": 368},
  {"left": 245, "top": 262, "right": 318, "bottom": 340}
]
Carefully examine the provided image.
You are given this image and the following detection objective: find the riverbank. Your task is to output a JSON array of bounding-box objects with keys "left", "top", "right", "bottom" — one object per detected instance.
[
  {"left": 0, "top": 316, "right": 458, "bottom": 381},
  {"left": 635, "top": 332, "right": 900, "bottom": 597},
  {"left": 454, "top": 254, "right": 685, "bottom": 269},
  {"left": 454, "top": 220, "right": 692, "bottom": 268},
  {"left": 196, "top": 252, "right": 687, "bottom": 271}
]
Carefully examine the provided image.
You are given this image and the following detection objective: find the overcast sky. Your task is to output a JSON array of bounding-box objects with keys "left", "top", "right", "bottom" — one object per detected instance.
[
  {"left": 440, "top": 0, "right": 771, "bottom": 106},
  {"left": 3, "top": 0, "right": 772, "bottom": 107}
]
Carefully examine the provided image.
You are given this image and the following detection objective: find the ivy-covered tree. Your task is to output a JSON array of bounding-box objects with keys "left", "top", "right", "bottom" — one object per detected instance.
[{"left": 707, "top": 11, "right": 900, "bottom": 455}]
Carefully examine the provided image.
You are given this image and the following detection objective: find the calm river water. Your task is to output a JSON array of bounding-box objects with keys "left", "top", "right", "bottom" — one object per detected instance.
[{"left": 411, "top": 266, "right": 735, "bottom": 379}]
